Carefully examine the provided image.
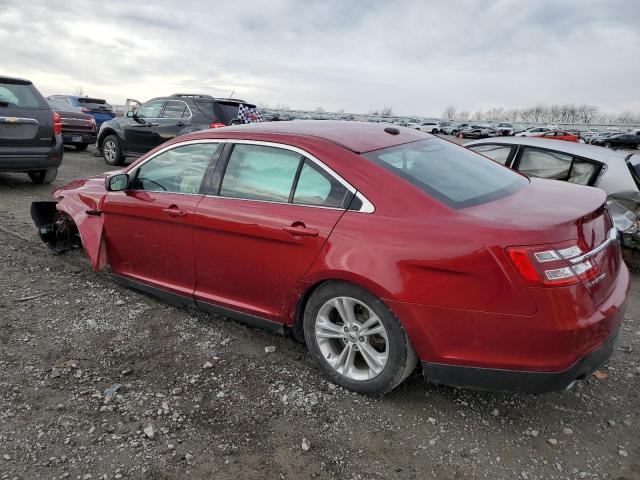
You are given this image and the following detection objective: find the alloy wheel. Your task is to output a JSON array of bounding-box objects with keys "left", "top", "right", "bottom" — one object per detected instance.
[
  {"left": 103, "top": 140, "right": 117, "bottom": 162},
  {"left": 314, "top": 296, "right": 389, "bottom": 381}
]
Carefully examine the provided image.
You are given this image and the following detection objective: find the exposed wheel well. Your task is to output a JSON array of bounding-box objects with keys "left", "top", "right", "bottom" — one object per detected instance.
[{"left": 98, "top": 129, "right": 119, "bottom": 150}]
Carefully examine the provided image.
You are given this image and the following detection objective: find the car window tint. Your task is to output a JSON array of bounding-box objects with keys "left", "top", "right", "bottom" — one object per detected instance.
[
  {"left": 468, "top": 145, "right": 513, "bottom": 165},
  {"left": 0, "top": 83, "right": 47, "bottom": 108},
  {"left": 136, "top": 100, "right": 164, "bottom": 119},
  {"left": 162, "top": 100, "right": 189, "bottom": 119},
  {"left": 518, "top": 148, "right": 572, "bottom": 180},
  {"left": 568, "top": 160, "right": 597, "bottom": 185},
  {"left": 220, "top": 144, "right": 301, "bottom": 202},
  {"left": 293, "top": 159, "right": 350, "bottom": 208},
  {"left": 363, "top": 139, "right": 527, "bottom": 209},
  {"left": 134, "top": 143, "right": 220, "bottom": 194},
  {"left": 48, "top": 99, "right": 79, "bottom": 113}
]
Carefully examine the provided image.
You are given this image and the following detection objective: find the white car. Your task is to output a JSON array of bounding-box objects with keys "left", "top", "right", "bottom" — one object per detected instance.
[
  {"left": 516, "top": 127, "right": 552, "bottom": 137},
  {"left": 417, "top": 121, "right": 441, "bottom": 134},
  {"left": 493, "top": 122, "right": 515, "bottom": 136},
  {"left": 464, "top": 136, "right": 640, "bottom": 267}
]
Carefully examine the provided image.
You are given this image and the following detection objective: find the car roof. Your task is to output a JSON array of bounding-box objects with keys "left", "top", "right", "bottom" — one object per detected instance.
[
  {"left": 208, "top": 120, "right": 429, "bottom": 153},
  {"left": 0, "top": 75, "right": 33, "bottom": 85},
  {"left": 464, "top": 136, "right": 628, "bottom": 165}
]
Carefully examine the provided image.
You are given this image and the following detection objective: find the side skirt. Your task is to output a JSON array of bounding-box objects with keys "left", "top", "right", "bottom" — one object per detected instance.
[{"left": 110, "top": 273, "right": 285, "bottom": 334}]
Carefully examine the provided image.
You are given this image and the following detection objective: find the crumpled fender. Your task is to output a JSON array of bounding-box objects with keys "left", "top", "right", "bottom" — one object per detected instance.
[{"left": 55, "top": 189, "right": 107, "bottom": 271}]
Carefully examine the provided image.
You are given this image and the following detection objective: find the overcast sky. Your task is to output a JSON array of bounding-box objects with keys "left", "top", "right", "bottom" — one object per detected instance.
[{"left": 1, "top": 0, "right": 639, "bottom": 116}]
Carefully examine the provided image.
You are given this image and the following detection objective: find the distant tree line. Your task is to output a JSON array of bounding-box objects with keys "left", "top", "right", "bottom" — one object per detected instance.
[{"left": 442, "top": 104, "right": 640, "bottom": 125}]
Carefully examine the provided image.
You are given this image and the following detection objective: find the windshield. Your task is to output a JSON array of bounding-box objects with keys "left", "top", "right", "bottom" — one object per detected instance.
[{"left": 362, "top": 139, "right": 527, "bottom": 209}]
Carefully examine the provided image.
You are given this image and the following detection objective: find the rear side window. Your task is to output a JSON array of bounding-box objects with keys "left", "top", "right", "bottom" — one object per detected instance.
[
  {"left": 363, "top": 139, "right": 527, "bottom": 209},
  {"left": 293, "top": 160, "right": 350, "bottom": 207},
  {"left": 0, "top": 82, "right": 48, "bottom": 109},
  {"left": 516, "top": 147, "right": 598, "bottom": 185},
  {"left": 220, "top": 144, "right": 301, "bottom": 202},
  {"left": 162, "top": 100, "right": 190, "bottom": 119},
  {"left": 468, "top": 144, "right": 514, "bottom": 165}
]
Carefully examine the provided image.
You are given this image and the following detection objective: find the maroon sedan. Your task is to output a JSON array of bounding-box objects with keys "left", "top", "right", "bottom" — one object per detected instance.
[
  {"left": 31, "top": 121, "right": 629, "bottom": 395},
  {"left": 47, "top": 98, "right": 97, "bottom": 151}
]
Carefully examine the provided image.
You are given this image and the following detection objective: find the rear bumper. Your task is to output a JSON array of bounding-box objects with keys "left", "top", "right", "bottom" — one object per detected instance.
[
  {"left": 0, "top": 136, "right": 63, "bottom": 172},
  {"left": 422, "top": 326, "right": 621, "bottom": 393}
]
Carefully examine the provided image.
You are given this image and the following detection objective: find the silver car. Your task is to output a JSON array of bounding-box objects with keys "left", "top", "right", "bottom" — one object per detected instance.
[{"left": 465, "top": 137, "right": 640, "bottom": 266}]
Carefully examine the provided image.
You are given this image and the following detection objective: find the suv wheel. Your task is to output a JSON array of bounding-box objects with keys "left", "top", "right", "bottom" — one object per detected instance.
[
  {"left": 28, "top": 168, "right": 58, "bottom": 185},
  {"left": 103, "top": 135, "right": 124, "bottom": 166},
  {"left": 303, "top": 282, "right": 417, "bottom": 395},
  {"left": 603, "top": 142, "right": 611, "bottom": 148}
]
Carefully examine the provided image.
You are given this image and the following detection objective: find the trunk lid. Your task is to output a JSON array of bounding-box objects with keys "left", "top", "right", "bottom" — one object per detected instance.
[{"left": 465, "top": 178, "right": 621, "bottom": 304}]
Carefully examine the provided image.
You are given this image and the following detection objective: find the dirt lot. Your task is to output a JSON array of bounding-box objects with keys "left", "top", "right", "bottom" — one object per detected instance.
[{"left": 0, "top": 145, "right": 639, "bottom": 480}]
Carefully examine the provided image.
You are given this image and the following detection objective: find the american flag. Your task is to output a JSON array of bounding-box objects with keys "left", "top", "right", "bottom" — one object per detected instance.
[{"left": 237, "top": 104, "right": 264, "bottom": 124}]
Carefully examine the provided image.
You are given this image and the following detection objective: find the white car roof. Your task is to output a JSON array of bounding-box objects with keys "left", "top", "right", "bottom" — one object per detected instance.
[{"left": 464, "top": 136, "right": 639, "bottom": 197}]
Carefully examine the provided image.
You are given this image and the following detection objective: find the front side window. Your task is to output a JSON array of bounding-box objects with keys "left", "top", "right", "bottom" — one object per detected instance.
[
  {"left": 220, "top": 144, "right": 301, "bottom": 202},
  {"left": 363, "top": 139, "right": 527, "bottom": 209},
  {"left": 293, "top": 160, "right": 350, "bottom": 207},
  {"left": 136, "top": 100, "right": 164, "bottom": 119},
  {"left": 468, "top": 144, "right": 514, "bottom": 165},
  {"left": 133, "top": 143, "right": 220, "bottom": 193}
]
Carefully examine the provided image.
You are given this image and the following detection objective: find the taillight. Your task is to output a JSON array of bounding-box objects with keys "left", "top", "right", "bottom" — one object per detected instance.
[
  {"left": 88, "top": 117, "right": 96, "bottom": 130},
  {"left": 80, "top": 107, "right": 91, "bottom": 113},
  {"left": 209, "top": 122, "right": 226, "bottom": 128},
  {"left": 506, "top": 242, "right": 599, "bottom": 287},
  {"left": 53, "top": 112, "right": 62, "bottom": 135}
]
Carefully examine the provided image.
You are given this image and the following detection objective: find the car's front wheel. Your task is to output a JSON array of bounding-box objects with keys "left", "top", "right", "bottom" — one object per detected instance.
[
  {"left": 28, "top": 168, "right": 57, "bottom": 184},
  {"left": 604, "top": 142, "right": 611, "bottom": 148},
  {"left": 303, "top": 282, "right": 417, "bottom": 395},
  {"left": 102, "top": 135, "right": 124, "bottom": 166}
]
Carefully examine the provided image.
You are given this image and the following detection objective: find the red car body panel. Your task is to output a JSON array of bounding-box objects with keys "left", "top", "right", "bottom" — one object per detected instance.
[
  {"left": 533, "top": 130, "right": 579, "bottom": 142},
  {"left": 44, "top": 121, "right": 629, "bottom": 391}
]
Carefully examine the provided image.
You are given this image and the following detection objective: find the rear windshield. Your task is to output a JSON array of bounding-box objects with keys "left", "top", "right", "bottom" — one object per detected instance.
[
  {"left": 78, "top": 98, "right": 112, "bottom": 111},
  {"left": 362, "top": 139, "right": 527, "bottom": 209},
  {"left": 0, "top": 82, "right": 48, "bottom": 109},
  {"left": 193, "top": 100, "right": 257, "bottom": 123},
  {"left": 48, "top": 99, "right": 80, "bottom": 113}
]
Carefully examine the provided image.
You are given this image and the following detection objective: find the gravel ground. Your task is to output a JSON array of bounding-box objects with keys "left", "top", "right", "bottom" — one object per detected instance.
[{"left": 0, "top": 145, "right": 638, "bottom": 480}]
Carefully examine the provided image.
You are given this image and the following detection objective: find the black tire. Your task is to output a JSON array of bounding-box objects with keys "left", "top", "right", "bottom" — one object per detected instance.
[
  {"left": 102, "top": 135, "right": 124, "bottom": 166},
  {"left": 74, "top": 143, "right": 88, "bottom": 152},
  {"left": 28, "top": 168, "right": 58, "bottom": 185},
  {"left": 303, "top": 282, "right": 417, "bottom": 395},
  {"left": 431, "top": 128, "right": 438, "bottom": 134},
  {"left": 604, "top": 142, "right": 611, "bottom": 148}
]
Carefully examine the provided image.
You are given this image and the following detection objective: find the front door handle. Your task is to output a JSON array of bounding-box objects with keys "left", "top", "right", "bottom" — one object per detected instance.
[
  {"left": 162, "top": 205, "right": 187, "bottom": 218},
  {"left": 283, "top": 224, "right": 319, "bottom": 237}
]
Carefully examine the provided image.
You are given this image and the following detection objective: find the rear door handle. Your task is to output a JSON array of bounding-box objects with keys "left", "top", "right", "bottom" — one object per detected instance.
[
  {"left": 162, "top": 205, "right": 187, "bottom": 218},
  {"left": 283, "top": 225, "right": 319, "bottom": 237}
]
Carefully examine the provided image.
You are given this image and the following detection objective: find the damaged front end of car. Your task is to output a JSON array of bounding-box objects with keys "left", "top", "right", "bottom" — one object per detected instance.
[{"left": 30, "top": 176, "right": 109, "bottom": 271}]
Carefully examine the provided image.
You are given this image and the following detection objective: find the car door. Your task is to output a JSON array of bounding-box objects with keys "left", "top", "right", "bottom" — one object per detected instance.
[
  {"left": 125, "top": 99, "right": 165, "bottom": 154},
  {"left": 155, "top": 100, "right": 190, "bottom": 144},
  {"left": 101, "top": 141, "right": 223, "bottom": 299},
  {"left": 192, "top": 142, "right": 353, "bottom": 323}
]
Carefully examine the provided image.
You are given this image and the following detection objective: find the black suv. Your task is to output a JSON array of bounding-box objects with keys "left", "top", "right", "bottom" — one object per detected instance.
[
  {"left": 97, "top": 94, "right": 260, "bottom": 165},
  {"left": 0, "top": 76, "right": 63, "bottom": 184}
]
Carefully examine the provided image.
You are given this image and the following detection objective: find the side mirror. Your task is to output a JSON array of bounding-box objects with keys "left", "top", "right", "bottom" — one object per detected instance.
[{"left": 106, "top": 173, "right": 130, "bottom": 191}]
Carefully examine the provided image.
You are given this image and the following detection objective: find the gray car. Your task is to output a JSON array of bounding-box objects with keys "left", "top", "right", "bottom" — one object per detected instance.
[
  {"left": 0, "top": 76, "right": 63, "bottom": 184},
  {"left": 465, "top": 136, "right": 640, "bottom": 266}
]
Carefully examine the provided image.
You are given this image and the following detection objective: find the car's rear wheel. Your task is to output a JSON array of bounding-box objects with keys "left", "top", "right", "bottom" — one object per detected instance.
[
  {"left": 103, "top": 135, "right": 124, "bottom": 166},
  {"left": 74, "top": 143, "right": 88, "bottom": 152},
  {"left": 604, "top": 142, "right": 611, "bottom": 148},
  {"left": 28, "top": 168, "right": 57, "bottom": 184},
  {"left": 303, "top": 282, "right": 417, "bottom": 395},
  {"left": 431, "top": 128, "right": 438, "bottom": 134}
]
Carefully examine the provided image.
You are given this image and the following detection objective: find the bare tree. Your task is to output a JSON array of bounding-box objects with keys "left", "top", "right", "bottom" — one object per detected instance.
[
  {"left": 74, "top": 86, "right": 86, "bottom": 97},
  {"left": 472, "top": 110, "right": 484, "bottom": 121},
  {"left": 380, "top": 105, "right": 394, "bottom": 116},
  {"left": 337, "top": 107, "right": 345, "bottom": 115},
  {"left": 456, "top": 110, "right": 470, "bottom": 121},
  {"left": 315, "top": 106, "right": 325, "bottom": 114},
  {"left": 443, "top": 105, "right": 456, "bottom": 120}
]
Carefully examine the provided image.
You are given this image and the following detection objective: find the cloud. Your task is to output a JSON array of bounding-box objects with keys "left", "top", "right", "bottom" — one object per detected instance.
[{"left": 1, "top": 0, "right": 638, "bottom": 115}]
